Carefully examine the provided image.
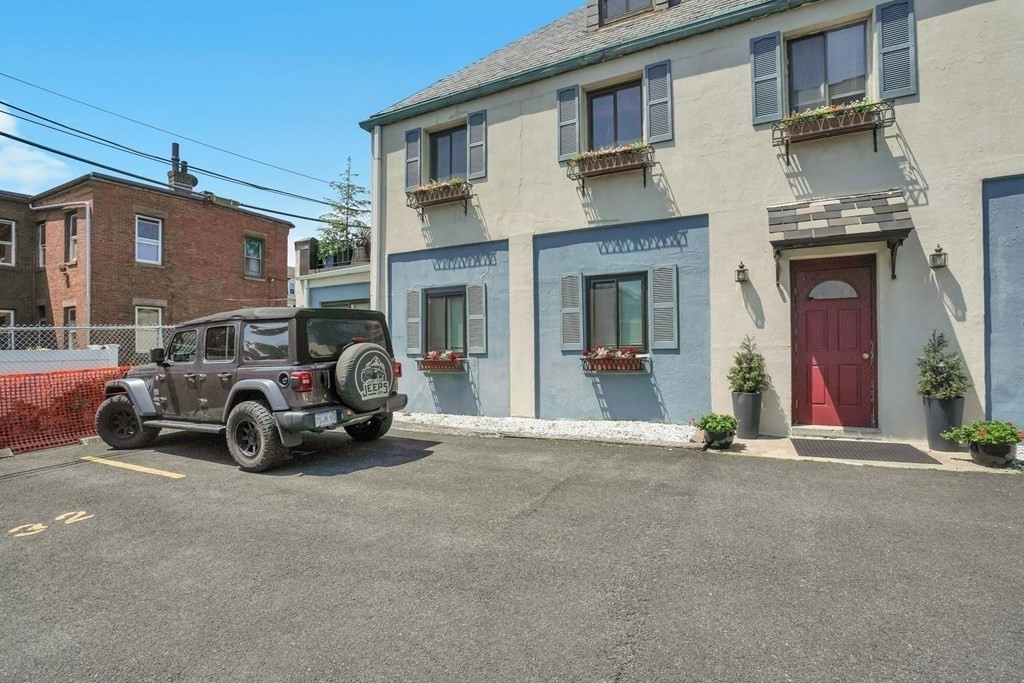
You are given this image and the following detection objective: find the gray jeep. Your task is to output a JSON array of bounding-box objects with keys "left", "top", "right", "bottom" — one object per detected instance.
[{"left": 95, "top": 308, "right": 408, "bottom": 472}]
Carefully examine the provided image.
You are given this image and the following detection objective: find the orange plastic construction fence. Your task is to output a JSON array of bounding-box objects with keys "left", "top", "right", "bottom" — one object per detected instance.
[{"left": 0, "top": 367, "right": 131, "bottom": 454}]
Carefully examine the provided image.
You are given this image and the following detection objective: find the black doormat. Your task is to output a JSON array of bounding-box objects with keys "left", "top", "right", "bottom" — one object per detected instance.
[{"left": 791, "top": 438, "right": 940, "bottom": 465}]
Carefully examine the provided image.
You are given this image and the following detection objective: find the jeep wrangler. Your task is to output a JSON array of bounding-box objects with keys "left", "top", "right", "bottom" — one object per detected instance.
[{"left": 95, "top": 308, "right": 408, "bottom": 472}]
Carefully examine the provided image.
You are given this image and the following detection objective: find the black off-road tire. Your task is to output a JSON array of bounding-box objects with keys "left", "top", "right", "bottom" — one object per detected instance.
[
  {"left": 95, "top": 394, "right": 160, "bottom": 450},
  {"left": 226, "top": 401, "right": 289, "bottom": 472},
  {"left": 344, "top": 412, "right": 393, "bottom": 442}
]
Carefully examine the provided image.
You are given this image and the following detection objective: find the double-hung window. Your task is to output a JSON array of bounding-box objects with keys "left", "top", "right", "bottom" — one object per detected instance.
[
  {"left": 63, "top": 306, "right": 77, "bottom": 349},
  {"left": 65, "top": 213, "right": 78, "bottom": 262},
  {"left": 587, "top": 273, "right": 647, "bottom": 352},
  {"left": 429, "top": 126, "right": 468, "bottom": 182},
  {"left": 0, "top": 220, "right": 14, "bottom": 266},
  {"left": 601, "top": 0, "right": 652, "bottom": 23},
  {"left": 135, "top": 306, "right": 163, "bottom": 354},
  {"left": 0, "top": 309, "right": 12, "bottom": 350},
  {"left": 244, "top": 237, "right": 264, "bottom": 278},
  {"left": 426, "top": 290, "right": 466, "bottom": 354},
  {"left": 37, "top": 223, "right": 46, "bottom": 266},
  {"left": 788, "top": 22, "right": 867, "bottom": 113},
  {"left": 135, "top": 215, "right": 163, "bottom": 264},
  {"left": 588, "top": 81, "right": 643, "bottom": 151}
]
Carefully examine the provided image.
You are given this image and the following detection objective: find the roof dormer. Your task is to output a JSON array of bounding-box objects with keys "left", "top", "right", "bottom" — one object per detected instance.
[{"left": 586, "top": 0, "right": 669, "bottom": 31}]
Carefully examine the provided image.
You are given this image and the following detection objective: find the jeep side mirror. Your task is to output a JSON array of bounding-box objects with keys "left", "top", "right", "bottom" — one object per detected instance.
[{"left": 149, "top": 348, "right": 166, "bottom": 365}]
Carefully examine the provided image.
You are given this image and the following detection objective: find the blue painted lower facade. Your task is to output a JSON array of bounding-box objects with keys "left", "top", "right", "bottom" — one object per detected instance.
[
  {"left": 534, "top": 217, "right": 711, "bottom": 422},
  {"left": 309, "top": 282, "right": 370, "bottom": 308},
  {"left": 983, "top": 176, "right": 1024, "bottom": 423},
  {"left": 388, "top": 241, "right": 511, "bottom": 417}
]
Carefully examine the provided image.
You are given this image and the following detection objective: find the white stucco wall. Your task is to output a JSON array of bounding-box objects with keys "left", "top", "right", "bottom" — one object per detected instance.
[{"left": 375, "top": 0, "right": 1024, "bottom": 439}]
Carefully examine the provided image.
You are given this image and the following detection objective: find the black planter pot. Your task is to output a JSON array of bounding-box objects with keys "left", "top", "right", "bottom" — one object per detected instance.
[
  {"left": 923, "top": 397, "right": 965, "bottom": 451},
  {"left": 969, "top": 442, "right": 1014, "bottom": 468},
  {"left": 732, "top": 392, "right": 762, "bottom": 439},
  {"left": 704, "top": 431, "right": 735, "bottom": 450}
]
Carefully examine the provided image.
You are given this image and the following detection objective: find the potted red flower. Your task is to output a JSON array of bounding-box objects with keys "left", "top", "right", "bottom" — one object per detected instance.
[{"left": 941, "top": 420, "right": 1022, "bottom": 467}]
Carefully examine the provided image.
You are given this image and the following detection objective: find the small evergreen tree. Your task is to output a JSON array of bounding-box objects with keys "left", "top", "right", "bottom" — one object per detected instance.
[
  {"left": 916, "top": 330, "right": 969, "bottom": 400},
  {"left": 727, "top": 336, "right": 772, "bottom": 393},
  {"left": 317, "top": 157, "right": 370, "bottom": 257}
]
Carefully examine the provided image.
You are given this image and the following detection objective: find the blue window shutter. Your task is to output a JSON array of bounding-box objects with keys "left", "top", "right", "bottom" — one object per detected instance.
[
  {"left": 645, "top": 60, "right": 673, "bottom": 143},
  {"left": 557, "top": 86, "right": 580, "bottom": 162},
  {"left": 750, "top": 32, "right": 783, "bottom": 124},
  {"left": 877, "top": 0, "right": 918, "bottom": 99},
  {"left": 650, "top": 266, "right": 678, "bottom": 350},
  {"left": 466, "top": 283, "right": 487, "bottom": 354},
  {"left": 404, "top": 129, "right": 421, "bottom": 191},
  {"left": 406, "top": 289, "right": 422, "bottom": 356},
  {"left": 560, "top": 273, "right": 584, "bottom": 351},
  {"left": 467, "top": 111, "right": 487, "bottom": 180}
]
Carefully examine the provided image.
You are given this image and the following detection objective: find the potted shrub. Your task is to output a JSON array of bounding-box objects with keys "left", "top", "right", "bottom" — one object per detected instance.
[
  {"left": 916, "top": 331, "right": 969, "bottom": 451},
  {"left": 941, "top": 420, "right": 1022, "bottom": 468},
  {"left": 693, "top": 413, "right": 738, "bottom": 450},
  {"left": 727, "top": 336, "right": 771, "bottom": 439}
]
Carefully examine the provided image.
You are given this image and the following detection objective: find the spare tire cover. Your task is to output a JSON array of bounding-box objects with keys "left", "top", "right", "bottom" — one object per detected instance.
[{"left": 335, "top": 343, "right": 395, "bottom": 412}]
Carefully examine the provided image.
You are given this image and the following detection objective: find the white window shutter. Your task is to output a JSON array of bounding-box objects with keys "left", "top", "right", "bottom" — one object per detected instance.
[
  {"left": 877, "top": 0, "right": 918, "bottom": 99},
  {"left": 467, "top": 111, "right": 487, "bottom": 180},
  {"left": 645, "top": 60, "right": 673, "bottom": 143},
  {"left": 750, "top": 32, "right": 783, "bottom": 124},
  {"left": 650, "top": 266, "right": 678, "bottom": 350},
  {"left": 560, "top": 273, "right": 584, "bottom": 351},
  {"left": 466, "top": 283, "right": 487, "bottom": 354},
  {"left": 406, "top": 289, "right": 422, "bottom": 355},
  {"left": 405, "top": 129, "right": 421, "bottom": 191},
  {"left": 557, "top": 86, "right": 580, "bottom": 162}
]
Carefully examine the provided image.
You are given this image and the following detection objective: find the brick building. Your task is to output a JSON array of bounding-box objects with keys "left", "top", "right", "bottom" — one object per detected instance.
[{"left": 0, "top": 173, "right": 292, "bottom": 333}]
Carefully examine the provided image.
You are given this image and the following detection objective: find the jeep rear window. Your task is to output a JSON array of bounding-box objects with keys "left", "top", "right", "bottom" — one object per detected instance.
[
  {"left": 307, "top": 319, "right": 387, "bottom": 360},
  {"left": 241, "top": 322, "right": 290, "bottom": 362}
]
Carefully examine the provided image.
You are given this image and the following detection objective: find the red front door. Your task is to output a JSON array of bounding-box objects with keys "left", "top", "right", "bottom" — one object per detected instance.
[{"left": 792, "top": 256, "right": 876, "bottom": 428}]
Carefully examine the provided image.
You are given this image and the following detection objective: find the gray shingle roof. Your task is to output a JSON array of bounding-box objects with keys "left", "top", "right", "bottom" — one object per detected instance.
[{"left": 363, "top": 0, "right": 808, "bottom": 129}]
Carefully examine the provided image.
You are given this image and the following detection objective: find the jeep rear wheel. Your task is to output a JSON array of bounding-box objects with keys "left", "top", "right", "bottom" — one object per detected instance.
[
  {"left": 96, "top": 395, "right": 160, "bottom": 450},
  {"left": 344, "top": 412, "right": 393, "bottom": 442},
  {"left": 226, "top": 401, "right": 288, "bottom": 472}
]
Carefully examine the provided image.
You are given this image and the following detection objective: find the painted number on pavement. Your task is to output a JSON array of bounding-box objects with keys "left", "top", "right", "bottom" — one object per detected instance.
[{"left": 7, "top": 511, "right": 94, "bottom": 539}]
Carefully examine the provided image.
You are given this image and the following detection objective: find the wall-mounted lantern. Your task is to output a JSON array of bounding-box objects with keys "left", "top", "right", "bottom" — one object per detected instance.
[
  {"left": 735, "top": 262, "right": 749, "bottom": 283},
  {"left": 929, "top": 244, "right": 948, "bottom": 269}
]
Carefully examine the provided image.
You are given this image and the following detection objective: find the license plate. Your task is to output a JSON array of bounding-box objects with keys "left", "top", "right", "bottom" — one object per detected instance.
[{"left": 315, "top": 411, "right": 337, "bottom": 428}]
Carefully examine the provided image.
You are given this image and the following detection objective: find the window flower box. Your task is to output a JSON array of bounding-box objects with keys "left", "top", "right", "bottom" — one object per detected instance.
[
  {"left": 772, "top": 100, "right": 896, "bottom": 164},
  {"left": 416, "top": 350, "right": 467, "bottom": 374},
  {"left": 567, "top": 143, "right": 655, "bottom": 188},
  {"left": 580, "top": 347, "right": 649, "bottom": 373},
  {"left": 406, "top": 178, "right": 473, "bottom": 215}
]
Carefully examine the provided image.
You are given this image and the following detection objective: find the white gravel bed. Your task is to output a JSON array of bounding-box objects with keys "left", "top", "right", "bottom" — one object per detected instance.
[{"left": 394, "top": 412, "right": 698, "bottom": 447}]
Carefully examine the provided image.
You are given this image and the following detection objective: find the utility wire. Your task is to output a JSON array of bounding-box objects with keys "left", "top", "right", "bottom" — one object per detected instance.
[
  {"left": 0, "top": 100, "right": 334, "bottom": 207},
  {"left": 0, "top": 131, "right": 330, "bottom": 223},
  {"left": 0, "top": 70, "right": 333, "bottom": 185}
]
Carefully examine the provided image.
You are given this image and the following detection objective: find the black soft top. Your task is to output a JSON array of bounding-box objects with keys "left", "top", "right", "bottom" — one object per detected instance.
[{"left": 179, "top": 307, "right": 386, "bottom": 328}]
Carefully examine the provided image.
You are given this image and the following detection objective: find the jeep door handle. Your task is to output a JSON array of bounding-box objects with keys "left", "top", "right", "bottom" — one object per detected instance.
[
  {"left": 217, "top": 373, "right": 232, "bottom": 381},
  {"left": 183, "top": 373, "right": 197, "bottom": 382},
  {"left": 196, "top": 374, "right": 207, "bottom": 382}
]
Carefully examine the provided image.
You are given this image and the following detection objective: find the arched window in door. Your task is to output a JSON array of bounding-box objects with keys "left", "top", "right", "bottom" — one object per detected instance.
[{"left": 808, "top": 280, "right": 858, "bottom": 300}]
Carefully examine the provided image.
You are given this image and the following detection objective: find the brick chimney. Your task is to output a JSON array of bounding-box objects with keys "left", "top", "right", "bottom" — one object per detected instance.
[{"left": 168, "top": 142, "right": 199, "bottom": 193}]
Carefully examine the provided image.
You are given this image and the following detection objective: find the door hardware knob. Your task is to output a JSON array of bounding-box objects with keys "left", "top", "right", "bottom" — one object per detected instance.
[{"left": 862, "top": 353, "right": 871, "bottom": 360}]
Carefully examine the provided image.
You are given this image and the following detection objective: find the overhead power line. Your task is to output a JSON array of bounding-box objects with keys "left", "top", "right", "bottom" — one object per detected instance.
[
  {"left": 0, "top": 100, "right": 333, "bottom": 207},
  {"left": 0, "top": 70, "right": 332, "bottom": 185},
  {"left": 0, "top": 131, "right": 330, "bottom": 224}
]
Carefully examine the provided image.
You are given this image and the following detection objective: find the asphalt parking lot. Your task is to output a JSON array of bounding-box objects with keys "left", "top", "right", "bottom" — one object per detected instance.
[{"left": 2, "top": 429, "right": 1022, "bottom": 682}]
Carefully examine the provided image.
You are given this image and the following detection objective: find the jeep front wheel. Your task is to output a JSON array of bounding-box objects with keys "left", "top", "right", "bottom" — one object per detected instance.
[
  {"left": 96, "top": 395, "right": 160, "bottom": 450},
  {"left": 344, "top": 412, "right": 393, "bottom": 442},
  {"left": 226, "top": 401, "right": 288, "bottom": 472}
]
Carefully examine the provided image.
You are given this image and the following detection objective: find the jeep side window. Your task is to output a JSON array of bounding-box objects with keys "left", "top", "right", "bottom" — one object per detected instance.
[
  {"left": 205, "top": 325, "right": 236, "bottom": 362},
  {"left": 167, "top": 330, "right": 198, "bottom": 364},
  {"left": 242, "top": 322, "right": 290, "bottom": 362}
]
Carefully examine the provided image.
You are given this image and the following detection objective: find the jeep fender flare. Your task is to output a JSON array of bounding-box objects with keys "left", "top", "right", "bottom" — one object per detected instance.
[
  {"left": 226, "top": 379, "right": 290, "bottom": 412},
  {"left": 104, "top": 379, "right": 158, "bottom": 418}
]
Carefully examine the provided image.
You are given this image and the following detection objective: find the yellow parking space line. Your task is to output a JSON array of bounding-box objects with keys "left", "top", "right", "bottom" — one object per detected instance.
[{"left": 80, "top": 456, "right": 185, "bottom": 480}]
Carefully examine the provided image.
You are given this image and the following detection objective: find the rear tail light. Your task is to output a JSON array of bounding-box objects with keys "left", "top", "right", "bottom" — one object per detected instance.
[
  {"left": 393, "top": 361, "right": 402, "bottom": 378},
  {"left": 290, "top": 371, "right": 314, "bottom": 393}
]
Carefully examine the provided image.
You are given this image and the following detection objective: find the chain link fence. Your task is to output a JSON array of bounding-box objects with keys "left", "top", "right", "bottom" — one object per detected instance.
[{"left": 0, "top": 325, "right": 174, "bottom": 369}]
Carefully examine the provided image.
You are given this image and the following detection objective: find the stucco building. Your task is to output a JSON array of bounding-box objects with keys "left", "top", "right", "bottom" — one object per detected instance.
[
  {"left": 293, "top": 238, "right": 372, "bottom": 309},
  {"left": 360, "top": 0, "right": 1023, "bottom": 441}
]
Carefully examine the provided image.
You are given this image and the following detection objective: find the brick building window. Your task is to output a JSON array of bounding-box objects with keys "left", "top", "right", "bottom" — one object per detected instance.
[
  {"left": 244, "top": 237, "right": 264, "bottom": 278},
  {"left": 37, "top": 222, "right": 46, "bottom": 266},
  {"left": 135, "top": 306, "right": 163, "bottom": 354},
  {"left": 135, "top": 216, "right": 163, "bottom": 265},
  {"left": 0, "top": 310, "right": 13, "bottom": 351},
  {"left": 65, "top": 213, "right": 78, "bottom": 262},
  {"left": 63, "top": 306, "right": 77, "bottom": 349},
  {"left": 0, "top": 220, "right": 14, "bottom": 266}
]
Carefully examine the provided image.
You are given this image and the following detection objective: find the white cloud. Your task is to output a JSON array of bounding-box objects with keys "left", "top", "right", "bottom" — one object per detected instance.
[{"left": 0, "top": 111, "right": 72, "bottom": 194}]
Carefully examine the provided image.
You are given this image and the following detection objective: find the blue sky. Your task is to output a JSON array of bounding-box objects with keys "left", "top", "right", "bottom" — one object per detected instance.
[{"left": 0, "top": 0, "right": 580, "bottom": 262}]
